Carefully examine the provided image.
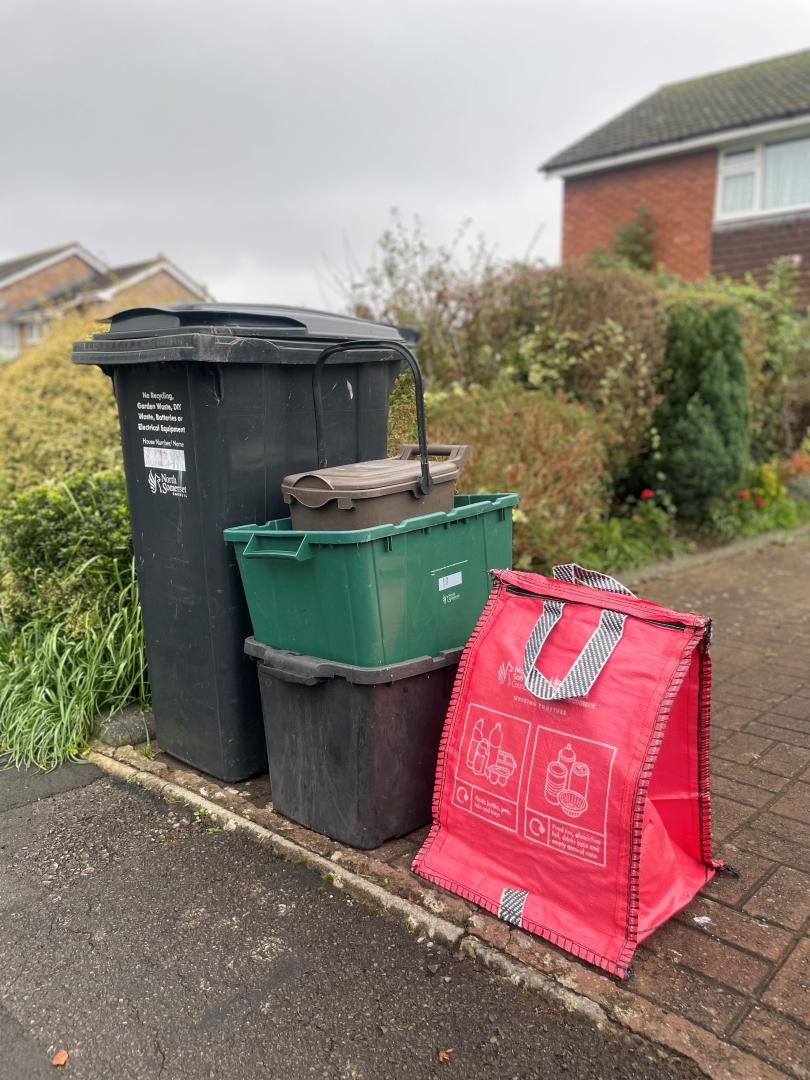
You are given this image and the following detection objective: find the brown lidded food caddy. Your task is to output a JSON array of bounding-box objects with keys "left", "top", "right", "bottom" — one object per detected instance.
[
  {"left": 282, "top": 335, "right": 470, "bottom": 530},
  {"left": 282, "top": 443, "right": 470, "bottom": 530}
]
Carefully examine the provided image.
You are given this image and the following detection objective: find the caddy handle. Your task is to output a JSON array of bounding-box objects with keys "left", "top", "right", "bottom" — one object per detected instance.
[{"left": 312, "top": 339, "right": 433, "bottom": 497}]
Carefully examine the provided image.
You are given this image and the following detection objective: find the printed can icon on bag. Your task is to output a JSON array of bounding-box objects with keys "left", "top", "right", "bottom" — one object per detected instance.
[
  {"left": 569, "top": 761, "right": 590, "bottom": 799},
  {"left": 559, "top": 761, "right": 589, "bottom": 819},
  {"left": 544, "top": 760, "right": 567, "bottom": 804}
]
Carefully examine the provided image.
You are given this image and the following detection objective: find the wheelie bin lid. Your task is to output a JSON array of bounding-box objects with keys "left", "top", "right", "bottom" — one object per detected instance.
[{"left": 72, "top": 303, "right": 409, "bottom": 366}]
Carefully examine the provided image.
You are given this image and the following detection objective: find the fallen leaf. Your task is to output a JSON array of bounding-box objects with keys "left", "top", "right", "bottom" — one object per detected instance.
[
  {"left": 437, "top": 1048, "right": 454, "bottom": 1063},
  {"left": 51, "top": 1049, "right": 69, "bottom": 1067}
]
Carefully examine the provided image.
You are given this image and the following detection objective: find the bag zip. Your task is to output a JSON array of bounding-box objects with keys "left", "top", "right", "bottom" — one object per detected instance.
[{"left": 504, "top": 582, "right": 691, "bottom": 632}]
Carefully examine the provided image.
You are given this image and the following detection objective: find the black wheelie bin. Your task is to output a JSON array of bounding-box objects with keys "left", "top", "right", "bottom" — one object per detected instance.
[{"left": 72, "top": 304, "right": 405, "bottom": 781}]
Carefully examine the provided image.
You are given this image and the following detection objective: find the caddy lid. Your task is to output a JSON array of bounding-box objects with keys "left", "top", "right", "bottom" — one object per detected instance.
[{"left": 282, "top": 445, "right": 470, "bottom": 509}]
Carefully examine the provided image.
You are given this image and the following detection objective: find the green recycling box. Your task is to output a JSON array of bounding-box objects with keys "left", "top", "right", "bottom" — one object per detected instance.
[{"left": 224, "top": 494, "right": 517, "bottom": 666}]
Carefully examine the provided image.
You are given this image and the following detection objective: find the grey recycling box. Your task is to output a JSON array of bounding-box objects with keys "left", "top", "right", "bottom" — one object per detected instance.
[
  {"left": 73, "top": 303, "right": 405, "bottom": 781},
  {"left": 246, "top": 639, "right": 463, "bottom": 848}
]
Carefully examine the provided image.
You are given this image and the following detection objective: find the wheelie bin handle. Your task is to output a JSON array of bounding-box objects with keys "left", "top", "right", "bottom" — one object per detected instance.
[{"left": 311, "top": 339, "right": 433, "bottom": 497}]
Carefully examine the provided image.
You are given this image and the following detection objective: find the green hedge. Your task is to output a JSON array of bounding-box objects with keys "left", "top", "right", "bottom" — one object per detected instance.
[{"left": 0, "top": 314, "right": 121, "bottom": 495}]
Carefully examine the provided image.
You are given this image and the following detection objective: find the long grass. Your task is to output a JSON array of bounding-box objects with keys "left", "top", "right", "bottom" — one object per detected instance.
[{"left": 0, "top": 559, "right": 148, "bottom": 769}]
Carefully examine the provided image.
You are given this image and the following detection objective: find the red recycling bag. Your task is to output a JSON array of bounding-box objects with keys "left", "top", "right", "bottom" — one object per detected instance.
[{"left": 413, "top": 563, "right": 725, "bottom": 978}]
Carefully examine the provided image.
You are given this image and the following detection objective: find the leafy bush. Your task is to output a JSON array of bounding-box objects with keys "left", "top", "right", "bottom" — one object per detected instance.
[
  {"left": 0, "top": 471, "right": 147, "bottom": 769},
  {"left": 649, "top": 304, "right": 750, "bottom": 520},
  {"left": 0, "top": 471, "right": 133, "bottom": 630},
  {"left": 391, "top": 380, "right": 610, "bottom": 570},
  {"left": 657, "top": 259, "right": 806, "bottom": 460},
  {"left": 349, "top": 211, "right": 501, "bottom": 383},
  {"left": 509, "top": 308, "right": 661, "bottom": 480},
  {"left": 351, "top": 214, "right": 667, "bottom": 395},
  {"left": 0, "top": 319, "right": 148, "bottom": 766},
  {"left": 574, "top": 493, "right": 691, "bottom": 573},
  {"left": 784, "top": 320, "right": 810, "bottom": 452},
  {"left": 704, "top": 461, "right": 810, "bottom": 539},
  {"left": 0, "top": 314, "right": 120, "bottom": 494},
  {"left": 780, "top": 433, "right": 810, "bottom": 502},
  {"left": 611, "top": 206, "right": 656, "bottom": 271}
]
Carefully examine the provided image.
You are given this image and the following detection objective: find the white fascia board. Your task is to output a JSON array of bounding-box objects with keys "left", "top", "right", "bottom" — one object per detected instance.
[
  {"left": 157, "top": 257, "right": 210, "bottom": 299},
  {"left": 93, "top": 259, "right": 209, "bottom": 302},
  {"left": 0, "top": 245, "right": 108, "bottom": 290},
  {"left": 542, "top": 112, "right": 810, "bottom": 178}
]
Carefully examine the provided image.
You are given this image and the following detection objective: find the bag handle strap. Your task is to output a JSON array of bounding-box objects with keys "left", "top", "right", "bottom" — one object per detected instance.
[
  {"left": 552, "top": 563, "right": 637, "bottom": 598},
  {"left": 522, "top": 564, "right": 633, "bottom": 701},
  {"left": 523, "top": 601, "right": 626, "bottom": 701}
]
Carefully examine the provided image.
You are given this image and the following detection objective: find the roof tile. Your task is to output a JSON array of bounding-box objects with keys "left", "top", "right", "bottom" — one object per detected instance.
[
  {"left": 544, "top": 49, "right": 810, "bottom": 171},
  {"left": 0, "top": 243, "right": 78, "bottom": 284}
]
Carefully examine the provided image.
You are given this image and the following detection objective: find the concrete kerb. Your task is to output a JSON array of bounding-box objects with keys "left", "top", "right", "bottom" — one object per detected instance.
[
  {"left": 623, "top": 522, "right": 810, "bottom": 590},
  {"left": 85, "top": 747, "right": 785, "bottom": 1080},
  {"left": 85, "top": 750, "right": 461, "bottom": 953}
]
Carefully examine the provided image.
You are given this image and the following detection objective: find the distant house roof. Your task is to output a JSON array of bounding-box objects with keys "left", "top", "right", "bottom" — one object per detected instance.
[
  {"left": 97, "top": 258, "right": 160, "bottom": 284},
  {"left": 0, "top": 243, "right": 76, "bottom": 282},
  {"left": 0, "top": 242, "right": 107, "bottom": 290},
  {"left": 9, "top": 254, "right": 208, "bottom": 317},
  {"left": 30, "top": 258, "right": 166, "bottom": 304},
  {"left": 543, "top": 48, "right": 810, "bottom": 174}
]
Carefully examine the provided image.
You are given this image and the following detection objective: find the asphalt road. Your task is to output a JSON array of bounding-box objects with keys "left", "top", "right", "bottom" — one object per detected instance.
[{"left": 0, "top": 765, "right": 699, "bottom": 1079}]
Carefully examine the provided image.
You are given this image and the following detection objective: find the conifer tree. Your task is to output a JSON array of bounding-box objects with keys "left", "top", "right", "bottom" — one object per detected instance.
[{"left": 654, "top": 303, "right": 749, "bottom": 519}]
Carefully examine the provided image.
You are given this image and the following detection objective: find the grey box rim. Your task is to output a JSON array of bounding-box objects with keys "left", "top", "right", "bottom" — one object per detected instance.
[{"left": 245, "top": 638, "right": 463, "bottom": 683}]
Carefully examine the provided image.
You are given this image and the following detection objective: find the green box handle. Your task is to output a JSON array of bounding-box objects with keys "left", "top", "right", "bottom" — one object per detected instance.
[{"left": 242, "top": 533, "right": 313, "bottom": 561}]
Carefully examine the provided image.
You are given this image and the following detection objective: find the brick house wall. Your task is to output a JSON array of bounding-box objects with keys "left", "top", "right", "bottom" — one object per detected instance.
[
  {"left": 712, "top": 212, "right": 810, "bottom": 304},
  {"left": 0, "top": 254, "right": 97, "bottom": 316},
  {"left": 562, "top": 150, "right": 717, "bottom": 279}
]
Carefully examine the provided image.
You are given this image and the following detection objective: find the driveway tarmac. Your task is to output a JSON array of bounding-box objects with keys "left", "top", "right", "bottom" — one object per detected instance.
[{"left": 0, "top": 764, "right": 697, "bottom": 1079}]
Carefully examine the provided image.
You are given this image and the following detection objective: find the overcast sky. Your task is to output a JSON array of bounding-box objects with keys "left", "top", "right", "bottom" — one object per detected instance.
[{"left": 2, "top": 0, "right": 809, "bottom": 308}]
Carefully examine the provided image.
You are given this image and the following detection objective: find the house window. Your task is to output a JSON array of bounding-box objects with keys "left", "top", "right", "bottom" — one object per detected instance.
[
  {"left": 0, "top": 320, "right": 20, "bottom": 360},
  {"left": 762, "top": 137, "right": 810, "bottom": 209},
  {"left": 719, "top": 149, "right": 756, "bottom": 214},
  {"left": 717, "top": 135, "right": 810, "bottom": 220},
  {"left": 24, "top": 319, "right": 47, "bottom": 345}
]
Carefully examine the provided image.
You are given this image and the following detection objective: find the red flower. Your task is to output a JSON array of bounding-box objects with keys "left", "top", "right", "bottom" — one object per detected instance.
[
  {"left": 739, "top": 490, "right": 751, "bottom": 500},
  {"left": 754, "top": 495, "right": 765, "bottom": 508},
  {"left": 640, "top": 489, "right": 655, "bottom": 500}
]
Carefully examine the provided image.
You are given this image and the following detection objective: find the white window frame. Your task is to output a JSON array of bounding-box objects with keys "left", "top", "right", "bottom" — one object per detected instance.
[
  {"left": 0, "top": 320, "right": 20, "bottom": 361},
  {"left": 716, "top": 129, "right": 810, "bottom": 222},
  {"left": 24, "top": 319, "right": 47, "bottom": 345}
]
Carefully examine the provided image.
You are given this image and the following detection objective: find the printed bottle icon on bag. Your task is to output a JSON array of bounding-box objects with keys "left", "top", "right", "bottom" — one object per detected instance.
[
  {"left": 544, "top": 743, "right": 590, "bottom": 818},
  {"left": 466, "top": 718, "right": 518, "bottom": 786},
  {"left": 467, "top": 718, "right": 485, "bottom": 769}
]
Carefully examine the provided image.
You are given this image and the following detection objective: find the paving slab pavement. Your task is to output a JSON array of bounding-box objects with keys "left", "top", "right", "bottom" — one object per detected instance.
[
  {"left": 88, "top": 532, "right": 810, "bottom": 1079},
  {"left": 0, "top": 767, "right": 698, "bottom": 1079}
]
